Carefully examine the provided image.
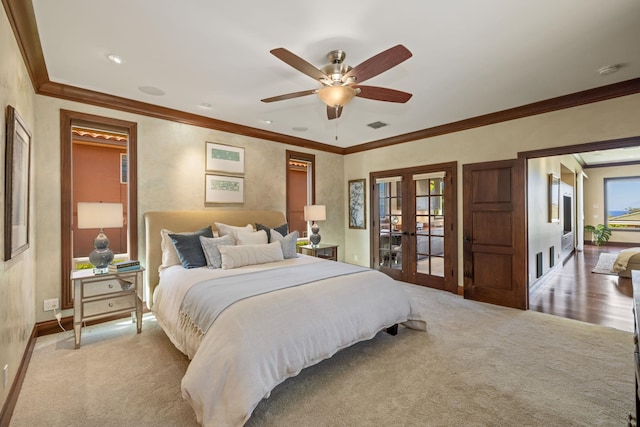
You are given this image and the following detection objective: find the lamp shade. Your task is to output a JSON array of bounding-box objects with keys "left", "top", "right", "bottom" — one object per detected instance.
[
  {"left": 77, "top": 202, "right": 123, "bottom": 229},
  {"left": 317, "top": 86, "right": 356, "bottom": 107},
  {"left": 304, "top": 205, "right": 326, "bottom": 222}
]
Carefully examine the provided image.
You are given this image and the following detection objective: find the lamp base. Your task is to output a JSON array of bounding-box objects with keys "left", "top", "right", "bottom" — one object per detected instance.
[
  {"left": 89, "top": 230, "right": 114, "bottom": 274},
  {"left": 310, "top": 222, "right": 321, "bottom": 247}
]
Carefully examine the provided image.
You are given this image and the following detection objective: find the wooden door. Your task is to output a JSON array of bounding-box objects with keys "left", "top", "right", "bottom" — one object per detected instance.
[
  {"left": 371, "top": 163, "right": 458, "bottom": 293},
  {"left": 463, "top": 159, "right": 527, "bottom": 309}
]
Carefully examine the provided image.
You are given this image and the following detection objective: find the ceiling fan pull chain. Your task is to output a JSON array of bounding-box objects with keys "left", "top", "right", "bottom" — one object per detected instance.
[{"left": 335, "top": 112, "right": 339, "bottom": 141}]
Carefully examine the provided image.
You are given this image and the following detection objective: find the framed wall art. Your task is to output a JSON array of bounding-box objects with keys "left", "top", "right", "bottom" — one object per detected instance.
[
  {"left": 205, "top": 142, "right": 244, "bottom": 174},
  {"left": 4, "top": 105, "right": 32, "bottom": 260},
  {"left": 348, "top": 178, "right": 366, "bottom": 229},
  {"left": 548, "top": 173, "right": 560, "bottom": 223},
  {"left": 205, "top": 174, "right": 244, "bottom": 204}
]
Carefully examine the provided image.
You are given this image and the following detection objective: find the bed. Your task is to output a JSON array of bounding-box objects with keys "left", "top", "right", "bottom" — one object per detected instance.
[{"left": 144, "top": 209, "right": 426, "bottom": 426}]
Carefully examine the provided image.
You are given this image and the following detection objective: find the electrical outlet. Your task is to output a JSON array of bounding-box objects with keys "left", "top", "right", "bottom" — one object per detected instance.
[
  {"left": 3, "top": 365, "right": 7, "bottom": 389},
  {"left": 44, "top": 298, "right": 59, "bottom": 311}
]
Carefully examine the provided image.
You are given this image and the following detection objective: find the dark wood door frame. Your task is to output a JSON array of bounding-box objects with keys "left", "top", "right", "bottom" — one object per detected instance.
[
  {"left": 285, "top": 150, "right": 316, "bottom": 225},
  {"left": 60, "top": 110, "right": 138, "bottom": 309}
]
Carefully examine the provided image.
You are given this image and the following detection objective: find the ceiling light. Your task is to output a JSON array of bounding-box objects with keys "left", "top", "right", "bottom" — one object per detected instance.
[
  {"left": 107, "top": 54, "right": 123, "bottom": 64},
  {"left": 261, "top": 119, "right": 273, "bottom": 124},
  {"left": 598, "top": 65, "right": 619, "bottom": 76},
  {"left": 292, "top": 126, "right": 308, "bottom": 132},
  {"left": 199, "top": 103, "right": 212, "bottom": 109},
  {"left": 317, "top": 86, "right": 356, "bottom": 107},
  {"left": 138, "top": 86, "right": 165, "bottom": 96}
]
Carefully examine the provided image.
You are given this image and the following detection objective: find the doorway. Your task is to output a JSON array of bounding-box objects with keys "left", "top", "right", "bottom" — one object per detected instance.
[
  {"left": 370, "top": 162, "right": 457, "bottom": 293},
  {"left": 60, "top": 110, "right": 138, "bottom": 309}
]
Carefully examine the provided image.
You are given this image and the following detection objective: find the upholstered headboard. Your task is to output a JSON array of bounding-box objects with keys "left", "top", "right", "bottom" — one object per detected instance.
[{"left": 143, "top": 209, "right": 286, "bottom": 308}]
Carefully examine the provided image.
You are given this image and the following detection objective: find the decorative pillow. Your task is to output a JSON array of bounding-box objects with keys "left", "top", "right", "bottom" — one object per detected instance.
[
  {"left": 235, "top": 229, "right": 268, "bottom": 246},
  {"left": 279, "top": 231, "right": 299, "bottom": 259},
  {"left": 215, "top": 222, "right": 253, "bottom": 237},
  {"left": 256, "top": 223, "right": 289, "bottom": 243},
  {"left": 199, "top": 235, "right": 235, "bottom": 269},
  {"left": 168, "top": 227, "right": 214, "bottom": 269},
  {"left": 218, "top": 241, "right": 284, "bottom": 269},
  {"left": 160, "top": 226, "right": 213, "bottom": 270}
]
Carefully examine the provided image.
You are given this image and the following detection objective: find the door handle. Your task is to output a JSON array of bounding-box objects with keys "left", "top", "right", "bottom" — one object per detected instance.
[
  {"left": 464, "top": 235, "right": 472, "bottom": 243},
  {"left": 410, "top": 232, "right": 416, "bottom": 236}
]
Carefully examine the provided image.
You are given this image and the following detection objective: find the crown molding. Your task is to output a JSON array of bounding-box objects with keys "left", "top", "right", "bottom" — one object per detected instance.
[{"left": 4, "top": 0, "right": 640, "bottom": 156}]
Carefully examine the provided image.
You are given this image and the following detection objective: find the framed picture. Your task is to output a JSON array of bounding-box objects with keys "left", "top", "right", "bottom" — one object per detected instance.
[
  {"left": 4, "top": 106, "right": 32, "bottom": 260},
  {"left": 205, "top": 174, "right": 244, "bottom": 204},
  {"left": 548, "top": 173, "right": 560, "bottom": 223},
  {"left": 205, "top": 142, "right": 244, "bottom": 174},
  {"left": 348, "top": 178, "right": 366, "bottom": 229}
]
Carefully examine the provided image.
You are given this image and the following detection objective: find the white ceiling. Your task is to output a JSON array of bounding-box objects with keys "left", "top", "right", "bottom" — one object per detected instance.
[{"left": 31, "top": 0, "right": 640, "bottom": 151}]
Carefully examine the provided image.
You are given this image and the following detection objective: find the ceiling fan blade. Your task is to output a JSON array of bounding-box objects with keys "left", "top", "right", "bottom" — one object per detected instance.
[
  {"left": 270, "top": 48, "right": 329, "bottom": 82},
  {"left": 355, "top": 85, "right": 413, "bottom": 103},
  {"left": 327, "top": 105, "right": 343, "bottom": 120},
  {"left": 261, "top": 89, "right": 317, "bottom": 103},
  {"left": 343, "top": 44, "right": 412, "bottom": 84}
]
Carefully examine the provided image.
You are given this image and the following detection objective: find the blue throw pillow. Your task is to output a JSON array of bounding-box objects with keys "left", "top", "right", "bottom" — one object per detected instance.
[{"left": 169, "top": 226, "right": 214, "bottom": 268}]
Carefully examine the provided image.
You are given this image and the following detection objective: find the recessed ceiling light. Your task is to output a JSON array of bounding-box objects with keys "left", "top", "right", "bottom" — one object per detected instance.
[
  {"left": 292, "top": 126, "right": 308, "bottom": 132},
  {"left": 598, "top": 65, "right": 619, "bottom": 76},
  {"left": 107, "top": 54, "right": 124, "bottom": 64},
  {"left": 138, "top": 86, "right": 165, "bottom": 96},
  {"left": 262, "top": 120, "right": 273, "bottom": 124},
  {"left": 199, "top": 103, "right": 212, "bottom": 109}
]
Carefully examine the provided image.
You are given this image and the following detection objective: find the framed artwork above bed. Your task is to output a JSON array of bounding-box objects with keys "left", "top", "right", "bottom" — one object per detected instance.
[
  {"left": 205, "top": 142, "right": 244, "bottom": 174},
  {"left": 205, "top": 174, "right": 244, "bottom": 204}
]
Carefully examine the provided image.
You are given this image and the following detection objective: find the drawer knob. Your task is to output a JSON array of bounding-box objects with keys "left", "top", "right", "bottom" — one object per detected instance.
[
  {"left": 108, "top": 283, "right": 114, "bottom": 288},
  {"left": 108, "top": 302, "right": 114, "bottom": 308}
]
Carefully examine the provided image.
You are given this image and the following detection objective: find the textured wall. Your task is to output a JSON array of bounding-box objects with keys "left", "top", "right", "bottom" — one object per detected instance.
[
  {"left": 33, "top": 96, "right": 344, "bottom": 322},
  {"left": 0, "top": 8, "right": 37, "bottom": 412},
  {"left": 343, "top": 94, "right": 640, "bottom": 280}
]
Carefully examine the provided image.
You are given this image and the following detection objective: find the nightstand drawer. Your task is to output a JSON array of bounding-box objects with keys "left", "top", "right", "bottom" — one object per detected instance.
[
  {"left": 83, "top": 278, "right": 134, "bottom": 297},
  {"left": 83, "top": 294, "right": 136, "bottom": 317}
]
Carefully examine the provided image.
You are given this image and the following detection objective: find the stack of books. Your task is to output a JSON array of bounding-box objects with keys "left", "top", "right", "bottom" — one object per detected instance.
[{"left": 108, "top": 260, "right": 141, "bottom": 273}]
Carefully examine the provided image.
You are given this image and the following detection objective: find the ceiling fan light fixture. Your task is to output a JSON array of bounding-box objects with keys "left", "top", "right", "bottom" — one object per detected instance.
[{"left": 318, "top": 86, "right": 356, "bottom": 107}]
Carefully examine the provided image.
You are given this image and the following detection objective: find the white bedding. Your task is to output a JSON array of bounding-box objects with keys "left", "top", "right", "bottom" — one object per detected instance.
[{"left": 152, "top": 255, "right": 426, "bottom": 426}]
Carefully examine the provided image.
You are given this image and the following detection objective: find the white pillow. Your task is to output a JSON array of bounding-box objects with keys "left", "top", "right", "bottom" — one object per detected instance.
[
  {"left": 218, "top": 241, "right": 284, "bottom": 269},
  {"left": 215, "top": 222, "right": 253, "bottom": 237},
  {"left": 234, "top": 229, "right": 268, "bottom": 245}
]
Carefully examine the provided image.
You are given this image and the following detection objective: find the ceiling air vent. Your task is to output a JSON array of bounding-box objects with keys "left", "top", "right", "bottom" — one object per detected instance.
[{"left": 367, "top": 121, "right": 388, "bottom": 130}]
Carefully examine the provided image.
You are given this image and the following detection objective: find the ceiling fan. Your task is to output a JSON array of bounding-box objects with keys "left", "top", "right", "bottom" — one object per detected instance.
[{"left": 261, "top": 44, "right": 413, "bottom": 120}]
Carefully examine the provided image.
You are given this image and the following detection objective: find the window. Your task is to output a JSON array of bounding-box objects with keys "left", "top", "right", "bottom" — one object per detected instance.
[{"left": 604, "top": 176, "right": 640, "bottom": 230}]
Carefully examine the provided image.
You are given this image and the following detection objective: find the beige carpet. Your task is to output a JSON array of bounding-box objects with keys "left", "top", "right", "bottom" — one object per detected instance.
[{"left": 10, "top": 284, "right": 634, "bottom": 426}]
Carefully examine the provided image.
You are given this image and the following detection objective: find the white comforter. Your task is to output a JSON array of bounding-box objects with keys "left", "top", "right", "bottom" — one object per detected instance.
[{"left": 152, "top": 255, "right": 426, "bottom": 426}]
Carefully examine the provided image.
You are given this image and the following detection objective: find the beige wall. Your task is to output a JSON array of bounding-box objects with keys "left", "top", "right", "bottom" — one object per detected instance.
[
  {"left": 583, "top": 164, "right": 640, "bottom": 245},
  {"left": 0, "top": 8, "right": 37, "bottom": 411},
  {"left": 33, "top": 96, "right": 345, "bottom": 324},
  {"left": 527, "top": 155, "right": 583, "bottom": 286},
  {"left": 343, "top": 93, "right": 640, "bottom": 285}
]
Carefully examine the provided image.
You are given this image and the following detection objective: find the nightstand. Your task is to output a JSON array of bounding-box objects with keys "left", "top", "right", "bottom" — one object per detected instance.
[
  {"left": 70, "top": 268, "right": 144, "bottom": 349},
  {"left": 298, "top": 244, "right": 338, "bottom": 261}
]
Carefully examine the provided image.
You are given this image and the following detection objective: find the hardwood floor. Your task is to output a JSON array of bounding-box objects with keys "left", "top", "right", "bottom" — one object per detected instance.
[{"left": 529, "top": 245, "right": 634, "bottom": 332}]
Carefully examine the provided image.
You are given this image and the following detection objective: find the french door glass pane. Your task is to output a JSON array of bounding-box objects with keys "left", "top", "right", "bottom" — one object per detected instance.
[
  {"left": 377, "top": 177, "right": 402, "bottom": 269},
  {"left": 414, "top": 176, "right": 445, "bottom": 277}
]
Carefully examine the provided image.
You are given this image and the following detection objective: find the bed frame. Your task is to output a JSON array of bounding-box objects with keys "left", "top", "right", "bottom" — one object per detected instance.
[{"left": 143, "top": 209, "right": 286, "bottom": 308}]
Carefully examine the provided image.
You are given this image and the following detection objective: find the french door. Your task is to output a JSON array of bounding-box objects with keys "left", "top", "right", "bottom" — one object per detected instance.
[{"left": 370, "top": 163, "right": 457, "bottom": 292}]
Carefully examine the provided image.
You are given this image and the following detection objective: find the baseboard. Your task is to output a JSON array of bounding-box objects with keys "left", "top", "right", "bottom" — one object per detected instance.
[
  {"left": 0, "top": 325, "right": 37, "bottom": 427},
  {"left": 584, "top": 241, "right": 639, "bottom": 248}
]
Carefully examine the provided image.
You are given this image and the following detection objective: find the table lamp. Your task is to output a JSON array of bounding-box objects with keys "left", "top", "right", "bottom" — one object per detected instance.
[
  {"left": 304, "top": 205, "right": 326, "bottom": 247},
  {"left": 77, "top": 202, "right": 123, "bottom": 274}
]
